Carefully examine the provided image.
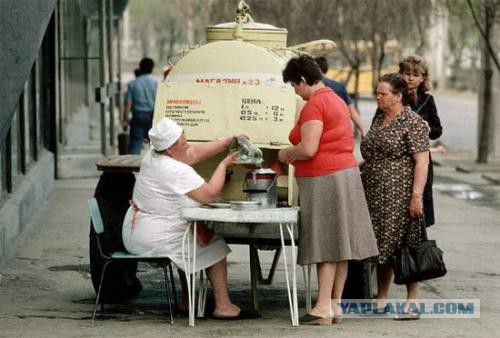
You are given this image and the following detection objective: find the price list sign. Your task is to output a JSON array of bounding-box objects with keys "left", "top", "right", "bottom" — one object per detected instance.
[
  {"left": 153, "top": 83, "right": 296, "bottom": 145},
  {"left": 240, "top": 99, "right": 286, "bottom": 123}
]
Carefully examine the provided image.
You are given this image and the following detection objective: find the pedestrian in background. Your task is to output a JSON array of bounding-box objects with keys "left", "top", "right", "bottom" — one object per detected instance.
[
  {"left": 315, "top": 56, "right": 367, "bottom": 138},
  {"left": 122, "top": 57, "right": 159, "bottom": 154},
  {"left": 399, "top": 55, "right": 442, "bottom": 227},
  {"left": 279, "top": 55, "right": 378, "bottom": 325},
  {"left": 361, "top": 73, "right": 430, "bottom": 320}
]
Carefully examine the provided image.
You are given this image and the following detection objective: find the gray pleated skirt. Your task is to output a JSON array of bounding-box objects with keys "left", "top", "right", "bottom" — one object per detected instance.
[{"left": 296, "top": 167, "right": 379, "bottom": 265}]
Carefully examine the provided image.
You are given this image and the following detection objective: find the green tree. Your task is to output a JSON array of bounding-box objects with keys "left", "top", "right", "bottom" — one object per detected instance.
[
  {"left": 128, "top": 0, "right": 214, "bottom": 65},
  {"left": 465, "top": 0, "right": 500, "bottom": 163}
]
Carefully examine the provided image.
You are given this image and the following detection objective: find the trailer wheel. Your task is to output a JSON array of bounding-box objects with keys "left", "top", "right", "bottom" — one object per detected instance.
[{"left": 89, "top": 171, "right": 142, "bottom": 303}]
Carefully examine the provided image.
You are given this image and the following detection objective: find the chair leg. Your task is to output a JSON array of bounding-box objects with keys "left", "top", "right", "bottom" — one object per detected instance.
[
  {"left": 92, "top": 260, "right": 111, "bottom": 322},
  {"left": 162, "top": 264, "right": 174, "bottom": 324},
  {"left": 167, "top": 261, "right": 178, "bottom": 314},
  {"left": 260, "top": 247, "right": 282, "bottom": 285},
  {"left": 197, "top": 270, "right": 208, "bottom": 318}
]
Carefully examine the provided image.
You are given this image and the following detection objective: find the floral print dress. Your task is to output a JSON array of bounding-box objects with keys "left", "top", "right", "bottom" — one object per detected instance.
[{"left": 361, "top": 107, "right": 430, "bottom": 264}]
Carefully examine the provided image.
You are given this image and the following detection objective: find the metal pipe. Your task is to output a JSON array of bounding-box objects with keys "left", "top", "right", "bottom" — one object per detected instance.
[
  {"left": 115, "top": 17, "right": 123, "bottom": 124},
  {"left": 107, "top": 0, "right": 115, "bottom": 147},
  {"left": 98, "top": 0, "right": 107, "bottom": 155}
]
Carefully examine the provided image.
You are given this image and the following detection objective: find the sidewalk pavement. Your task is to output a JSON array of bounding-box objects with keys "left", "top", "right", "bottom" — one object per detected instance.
[{"left": 0, "top": 158, "right": 499, "bottom": 337}]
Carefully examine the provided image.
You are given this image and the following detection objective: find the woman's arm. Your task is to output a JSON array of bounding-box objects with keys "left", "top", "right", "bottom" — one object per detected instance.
[
  {"left": 409, "top": 151, "right": 429, "bottom": 218},
  {"left": 185, "top": 136, "right": 235, "bottom": 166},
  {"left": 186, "top": 152, "right": 238, "bottom": 204},
  {"left": 424, "top": 96, "right": 442, "bottom": 140},
  {"left": 278, "top": 120, "right": 323, "bottom": 163},
  {"left": 348, "top": 104, "right": 367, "bottom": 138}
]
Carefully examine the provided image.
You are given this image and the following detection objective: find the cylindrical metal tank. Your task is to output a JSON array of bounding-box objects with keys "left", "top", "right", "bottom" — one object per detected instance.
[
  {"left": 152, "top": 2, "right": 338, "bottom": 205},
  {"left": 152, "top": 2, "right": 372, "bottom": 300},
  {"left": 153, "top": 6, "right": 304, "bottom": 204}
]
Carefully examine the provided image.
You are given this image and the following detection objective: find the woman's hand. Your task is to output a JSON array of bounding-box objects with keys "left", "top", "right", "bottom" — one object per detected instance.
[
  {"left": 235, "top": 134, "right": 250, "bottom": 140},
  {"left": 278, "top": 148, "right": 294, "bottom": 164},
  {"left": 409, "top": 193, "right": 423, "bottom": 218},
  {"left": 221, "top": 152, "right": 239, "bottom": 168}
]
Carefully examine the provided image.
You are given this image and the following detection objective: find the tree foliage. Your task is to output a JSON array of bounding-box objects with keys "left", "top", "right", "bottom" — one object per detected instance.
[
  {"left": 465, "top": 0, "right": 500, "bottom": 72},
  {"left": 128, "top": 0, "right": 214, "bottom": 64},
  {"left": 209, "top": 0, "right": 432, "bottom": 95}
]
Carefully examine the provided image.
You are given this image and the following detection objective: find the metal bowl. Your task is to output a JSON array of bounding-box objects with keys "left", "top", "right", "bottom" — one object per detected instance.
[
  {"left": 206, "top": 202, "right": 231, "bottom": 208},
  {"left": 230, "top": 200, "right": 262, "bottom": 211}
]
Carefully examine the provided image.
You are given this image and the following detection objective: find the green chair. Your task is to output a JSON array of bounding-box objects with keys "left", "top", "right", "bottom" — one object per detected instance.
[{"left": 88, "top": 198, "right": 177, "bottom": 323}]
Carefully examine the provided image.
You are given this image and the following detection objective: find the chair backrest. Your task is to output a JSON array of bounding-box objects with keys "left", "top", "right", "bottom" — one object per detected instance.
[
  {"left": 88, "top": 198, "right": 105, "bottom": 234},
  {"left": 88, "top": 198, "right": 108, "bottom": 258}
]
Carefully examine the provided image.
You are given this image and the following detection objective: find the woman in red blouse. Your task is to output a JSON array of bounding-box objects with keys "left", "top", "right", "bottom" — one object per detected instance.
[{"left": 278, "top": 55, "right": 378, "bottom": 325}]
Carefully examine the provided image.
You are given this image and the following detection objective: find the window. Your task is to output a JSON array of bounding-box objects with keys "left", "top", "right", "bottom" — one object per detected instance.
[
  {"left": 0, "top": 143, "right": 5, "bottom": 199},
  {"left": 10, "top": 111, "right": 20, "bottom": 180}
]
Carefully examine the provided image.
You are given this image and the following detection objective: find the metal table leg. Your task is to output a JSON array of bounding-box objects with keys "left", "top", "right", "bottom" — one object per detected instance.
[
  {"left": 182, "top": 222, "right": 197, "bottom": 326},
  {"left": 249, "top": 244, "right": 260, "bottom": 313},
  {"left": 280, "top": 223, "right": 299, "bottom": 326}
]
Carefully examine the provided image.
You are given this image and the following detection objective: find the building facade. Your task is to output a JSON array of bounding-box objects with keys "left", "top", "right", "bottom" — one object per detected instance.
[{"left": 0, "top": 0, "right": 127, "bottom": 264}]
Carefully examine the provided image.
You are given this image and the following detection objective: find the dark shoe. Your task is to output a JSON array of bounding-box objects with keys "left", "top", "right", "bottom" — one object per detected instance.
[
  {"left": 299, "top": 313, "right": 332, "bottom": 326},
  {"left": 394, "top": 308, "right": 420, "bottom": 321},
  {"left": 211, "top": 309, "right": 261, "bottom": 320},
  {"left": 332, "top": 316, "right": 343, "bottom": 324}
]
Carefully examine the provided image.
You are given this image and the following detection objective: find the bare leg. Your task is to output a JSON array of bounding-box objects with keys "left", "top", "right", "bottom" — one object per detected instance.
[
  {"left": 205, "top": 258, "right": 240, "bottom": 317},
  {"left": 405, "top": 282, "right": 418, "bottom": 311},
  {"left": 330, "top": 260, "right": 348, "bottom": 317},
  {"left": 309, "top": 262, "right": 335, "bottom": 318},
  {"left": 376, "top": 263, "right": 393, "bottom": 309}
]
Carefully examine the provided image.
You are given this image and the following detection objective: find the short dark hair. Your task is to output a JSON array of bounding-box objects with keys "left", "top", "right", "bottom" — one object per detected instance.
[
  {"left": 282, "top": 54, "right": 323, "bottom": 86},
  {"left": 315, "top": 56, "right": 329, "bottom": 74},
  {"left": 139, "top": 57, "right": 154, "bottom": 74},
  {"left": 379, "top": 73, "right": 409, "bottom": 105}
]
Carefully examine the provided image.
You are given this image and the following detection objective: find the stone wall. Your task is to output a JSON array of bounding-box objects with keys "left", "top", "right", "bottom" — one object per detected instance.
[{"left": 0, "top": 151, "right": 55, "bottom": 266}]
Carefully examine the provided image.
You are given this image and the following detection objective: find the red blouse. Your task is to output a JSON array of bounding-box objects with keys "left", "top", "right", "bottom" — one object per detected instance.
[{"left": 289, "top": 87, "right": 357, "bottom": 177}]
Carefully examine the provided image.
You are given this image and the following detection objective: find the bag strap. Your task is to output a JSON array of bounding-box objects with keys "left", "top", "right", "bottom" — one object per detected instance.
[
  {"left": 402, "top": 216, "right": 428, "bottom": 245},
  {"left": 419, "top": 217, "right": 428, "bottom": 241}
]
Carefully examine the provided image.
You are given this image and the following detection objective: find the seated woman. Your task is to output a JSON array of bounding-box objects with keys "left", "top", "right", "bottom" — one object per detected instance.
[{"left": 122, "top": 117, "right": 246, "bottom": 319}]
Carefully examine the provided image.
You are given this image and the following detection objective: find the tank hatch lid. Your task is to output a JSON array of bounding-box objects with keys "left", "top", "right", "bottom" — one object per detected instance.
[{"left": 208, "top": 21, "right": 286, "bottom": 31}]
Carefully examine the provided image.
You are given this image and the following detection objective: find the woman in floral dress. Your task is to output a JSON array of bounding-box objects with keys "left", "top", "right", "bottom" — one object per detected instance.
[{"left": 361, "top": 73, "right": 430, "bottom": 320}]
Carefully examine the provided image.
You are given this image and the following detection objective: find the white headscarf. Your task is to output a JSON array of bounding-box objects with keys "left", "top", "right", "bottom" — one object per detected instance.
[{"left": 148, "top": 118, "right": 183, "bottom": 151}]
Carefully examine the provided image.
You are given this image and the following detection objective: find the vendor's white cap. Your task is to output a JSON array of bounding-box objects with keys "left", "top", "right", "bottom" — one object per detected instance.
[{"left": 148, "top": 118, "right": 183, "bottom": 151}]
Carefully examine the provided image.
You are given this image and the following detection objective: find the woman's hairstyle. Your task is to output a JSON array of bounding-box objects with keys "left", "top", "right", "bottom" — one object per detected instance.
[
  {"left": 314, "top": 56, "right": 329, "bottom": 74},
  {"left": 379, "top": 73, "right": 410, "bottom": 105},
  {"left": 282, "top": 54, "right": 323, "bottom": 86},
  {"left": 399, "top": 55, "right": 430, "bottom": 93}
]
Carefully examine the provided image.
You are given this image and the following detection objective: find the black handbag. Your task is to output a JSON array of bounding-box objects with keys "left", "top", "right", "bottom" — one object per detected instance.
[{"left": 390, "top": 218, "right": 447, "bottom": 285}]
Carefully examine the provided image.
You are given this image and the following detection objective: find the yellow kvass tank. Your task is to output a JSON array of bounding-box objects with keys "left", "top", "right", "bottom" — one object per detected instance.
[{"left": 152, "top": 1, "right": 335, "bottom": 205}]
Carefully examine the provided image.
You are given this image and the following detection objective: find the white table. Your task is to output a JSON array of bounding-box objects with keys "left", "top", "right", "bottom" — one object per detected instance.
[{"left": 181, "top": 206, "right": 300, "bottom": 326}]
